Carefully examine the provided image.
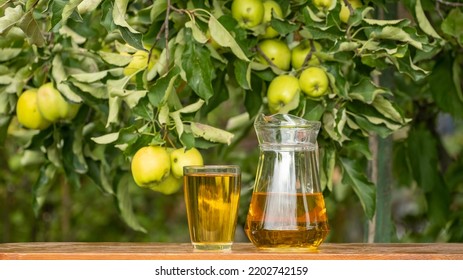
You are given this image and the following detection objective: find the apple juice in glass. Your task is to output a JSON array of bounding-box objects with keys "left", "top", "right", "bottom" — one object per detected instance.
[
  {"left": 183, "top": 165, "right": 241, "bottom": 251},
  {"left": 245, "top": 114, "right": 329, "bottom": 250}
]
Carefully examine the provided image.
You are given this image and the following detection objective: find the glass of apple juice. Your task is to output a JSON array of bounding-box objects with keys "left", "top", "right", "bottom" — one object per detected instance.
[{"left": 183, "top": 165, "right": 241, "bottom": 251}]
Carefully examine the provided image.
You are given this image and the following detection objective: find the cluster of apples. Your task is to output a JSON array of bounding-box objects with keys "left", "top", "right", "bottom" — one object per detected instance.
[
  {"left": 230, "top": 0, "right": 345, "bottom": 113},
  {"left": 16, "top": 82, "right": 80, "bottom": 130},
  {"left": 131, "top": 146, "right": 204, "bottom": 195}
]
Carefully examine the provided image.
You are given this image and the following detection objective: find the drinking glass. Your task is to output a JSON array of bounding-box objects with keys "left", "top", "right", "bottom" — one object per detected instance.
[{"left": 183, "top": 165, "right": 241, "bottom": 250}]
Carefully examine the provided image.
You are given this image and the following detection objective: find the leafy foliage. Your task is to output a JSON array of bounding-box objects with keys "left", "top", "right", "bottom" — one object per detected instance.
[{"left": 0, "top": 0, "right": 462, "bottom": 242}]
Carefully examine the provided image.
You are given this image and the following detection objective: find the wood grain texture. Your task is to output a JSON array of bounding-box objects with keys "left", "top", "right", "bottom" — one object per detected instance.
[{"left": 1, "top": 243, "right": 463, "bottom": 260}]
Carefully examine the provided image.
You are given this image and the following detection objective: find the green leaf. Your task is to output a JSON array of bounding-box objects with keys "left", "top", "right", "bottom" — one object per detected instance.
[
  {"left": 368, "top": 26, "right": 423, "bottom": 50},
  {"left": 70, "top": 69, "right": 115, "bottom": 83},
  {"left": 244, "top": 74, "right": 263, "bottom": 117},
  {"left": 302, "top": 6, "right": 324, "bottom": 23},
  {"left": 118, "top": 26, "right": 144, "bottom": 50},
  {"left": 348, "top": 112, "right": 391, "bottom": 138},
  {"left": 158, "top": 103, "right": 169, "bottom": 125},
  {"left": 345, "top": 136, "right": 372, "bottom": 160},
  {"left": 52, "top": 55, "right": 83, "bottom": 102},
  {"left": 32, "top": 164, "right": 57, "bottom": 216},
  {"left": 121, "top": 90, "right": 147, "bottom": 108},
  {"left": 71, "top": 126, "right": 88, "bottom": 174},
  {"left": 301, "top": 25, "right": 342, "bottom": 41},
  {"left": 0, "top": 6, "right": 23, "bottom": 34},
  {"left": 86, "top": 159, "right": 115, "bottom": 195},
  {"left": 51, "top": 0, "right": 83, "bottom": 28},
  {"left": 303, "top": 99, "right": 325, "bottom": 121},
  {"left": 132, "top": 96, "right": 154, "bottom": 120},
  {"left": 150, "top": 0, "right": 167, "bottom": 21},
  {"left": 101, "top": 0, "right": 116, "bottom": 31},
  {"left": 406, "top": 126, "right": 440, "bottom": 192},
  {"left": 107, "top": 95, "right": 123, "bottom": 126},
  {"left": 415, "top": 0, "right": 442, "bottom": 40},
  {"left": 182, "top": 37, "right": 214, "bottom": 101},
  {"left": 320, "top": 144, "right": 336, "bottom": 192},
  {"left": 0, "top": 48, "right": 22, "bottom": 62},
  {"left": 115, "top": 173, "right": 147, "bottom": 233},
  {"left": 77, "top": 0, "right": 104, "bottom": 15},
  {"left": 349, "top": 78, "right": 389, "bottom": 104},
  {"left": 91, "top": 132, "right": 120, "bottom": 144},
  {"left": 190, "top": 122, "right": 234, "bottom": 145},
  {"left": 101, "top": 0, "right": 142, "bottom": 49},
  {"left": 339, "top": 157, "right": 376, "bottom": 219},
  {"left": 175, "top": 99, "right": 205, "bottom": 114},
  {"left": 390, "top": 53, "right": 429, "bottom": 81},
  {"left": 441, "top": 8, "right": 463, "bottom": 45},
  {"left": 18, "top": 11, "right": 45, "bottom": 47},
  {"left": 372, "top": 95, "right": 408, "bottom": 124},
  {"left": 147, "top": 66, "right": 180, "bottom": 107},
  {"left": 363, "top": 18, "right": 409, "bottom": 26},
  {"left": 392, "top": 141, "right": 413, "bottom": 186},
  {"left": 425, "top": 175, "right": 450, "bottom": 229},
  {"left": 185, "top": 20, "right": 208, "bottom": 44},
  {"left": 208, "top": 15, "right": 249, "bottom": 61},
  {"left": 59, "top": 25, "right": 86, "bottom": 44},
  {"left": 362, "top": 114, "right": 402, "bottom": 131},
  {"left": 233, "top": 59, "right": 251, "bottom": 90},
  {"left": 113, "top": 0, "right": 139, "bottom": 34},
  {"left": 51, "top": 0, "right": 66, "bottom": 28},
  {"left": 336, "top": 41, "right": 361, "bottom": 52},
  {"left": 429, "top": 56, "right": 463, "bottom": 117},
  {"left": 62, "top": 135, "right": 83, "bottom": 189},
  {"left": 270, "top": 17, "right": 299, "bottom": 35},
  {"left": 453, "top": 58, "right": 463, "bottom": 102},
  {"left": 0, "top": 115, "right": 11, "bottom": 145},
  {"left": 170, "top": 111, "right": 184, "bottom": 138},
  {"left": 322, "top": 109, "right": 349, "bottom": 143},
  {"left": 70, "top": 81, "right": 108, "bottom": 99},
  {"left": 99, "top": 51, "right": 132, "bottom": 66}
]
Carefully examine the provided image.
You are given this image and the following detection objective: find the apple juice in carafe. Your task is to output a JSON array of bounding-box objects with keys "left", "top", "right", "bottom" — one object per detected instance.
[{"left": 245, "top": 114, "right": 329, "bottom": 249}]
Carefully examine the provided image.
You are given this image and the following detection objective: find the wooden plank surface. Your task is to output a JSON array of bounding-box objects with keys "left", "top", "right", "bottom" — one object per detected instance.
[{"left": 1, "top": 243, "right": 462, "bottom": 260}]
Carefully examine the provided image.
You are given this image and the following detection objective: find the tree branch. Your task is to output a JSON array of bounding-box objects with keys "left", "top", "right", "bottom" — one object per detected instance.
[{"left": 437, "top": 0, "right": 463, "bottom": 7}]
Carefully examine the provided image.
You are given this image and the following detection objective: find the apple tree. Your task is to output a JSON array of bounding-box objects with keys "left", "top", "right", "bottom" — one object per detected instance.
[{"left": 0, "top": 0, "right": 461, "bottom": 241}]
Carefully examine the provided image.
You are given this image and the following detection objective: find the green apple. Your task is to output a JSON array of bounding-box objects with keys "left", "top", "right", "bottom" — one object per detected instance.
[
  {"left": 37, "top": 82, "right": 77, "bottom": 122},
  {"left": 170, "top": 147, "right": 204, "bottom": 178},
  {"left": 16, "top": 89, "right": 51, "bottom": 130},
  {"left": 257, "top": 39, "right": 291, "bottom": 71},
  {"left": 231, "top": 0, "right": 265, "bottom": 29},
  {"left": 339, "top": 0, "right": 363, "bottom": 23},
  {"left": 149, "top": 174, "right": 183, "bottom": 195},
  {"left": 312, "top": 0, "right": 336, "bottom": 12},
  {"left": 267, "top": 75, "right": 301, "bottom": 113},
  {"left": 65, "top": 103, "right": 81, "bottom": 120},
  {"left": 299, "top": 67, "right": 329, "bottom": 98},
  {"left": 261, "top": 0, "right": 283, "bottom": 39},
  {"left": 131, "top": 146, "right": 171, "bottom": 187},
  {"left": 291, "top": 40, "right": 322, "bottom": 70}
]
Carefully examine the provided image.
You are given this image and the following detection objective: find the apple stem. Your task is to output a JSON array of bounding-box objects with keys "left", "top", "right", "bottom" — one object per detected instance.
[
  {"left": 161, "top": 125, "right": 178, "bottom": 149},
  {"left": 342, "top": 0, "right": 355, "bottom": 14}
]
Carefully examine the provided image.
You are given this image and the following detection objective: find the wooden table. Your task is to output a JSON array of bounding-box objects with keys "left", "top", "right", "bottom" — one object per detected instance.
[{"left": 1, "top": 242, "right": 462, "bottom": 260}]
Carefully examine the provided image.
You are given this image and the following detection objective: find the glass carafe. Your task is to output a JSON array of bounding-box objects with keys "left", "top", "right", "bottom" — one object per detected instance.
[{"left": 245, "top": 114, "right": 329, "bottom": 250}]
